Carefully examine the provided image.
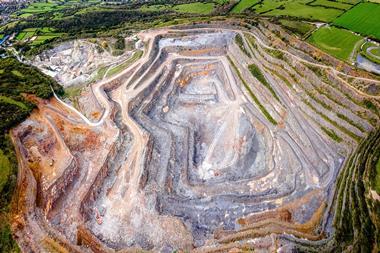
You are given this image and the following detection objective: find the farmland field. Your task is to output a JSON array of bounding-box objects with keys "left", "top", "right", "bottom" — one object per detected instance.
[
  {"left": 307, "top": 26, "right": 363, "bottom": 61},
  {"left": 173, "top": 2, "right": 215, "bottom": 14},
  {"left": 15, "top": 30, "right": 35, "bottom": 41},
  {"left": 140, "top": 2, "right": 215, "bottom": 14},
  {"left": 231, "top": 0, "right": 260, "bottom": 13},
  {"left": 139, "top": 4, "right": 168, "bottom": 12},
  {"left": 15, "top": 32, "right": 26, "bottom": 41},
  {"left": 279, "top": 19, "right": 315, "bottom": 36},
  {"left": 252, "top": 0, "right": 345, "bottom": 22},
  {"left": 18, "top": 2, "right": 65, "bottom": 14},
  {"left": 308, "top": 0, "right": 352, "bottom": 10},
  {"left": 15, "top": 27, "right": 58, "bottom": 44},
  {"left": 31, "top": 34, "right": 64, "bottom": 45},
  {"left": 336, "top": 0, "right": 360, "bottom": 3},
  {"left": 333, "top": 3, "right": 380, "bottom": 40}
]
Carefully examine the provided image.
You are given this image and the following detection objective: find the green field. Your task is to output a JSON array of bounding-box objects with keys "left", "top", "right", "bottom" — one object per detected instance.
[
  {"left": 333, "top": 3, "right": 380, "bottom": 40},
  {"left": 139, "top": 4, "right": 168, "bottom": 12},
  {"left": 279, "top": 19, "right": 315, "bottom": 37},
  {"left": 15, "top": 32, "right": 26, "bottom": 40},
  {"left": 140, "top": 2, "right": 215, "bottom": 14},
  {"left": 308, "top": 0, "right": 352, "bottom": 10},
  {"left": 16, "top": 0, "right": 101, "bottom": 19},
  {"left": 19, "top": 1, "right": 65, "bottom": 14},
  {"left": 15, "top": 27, "right": 59, "bottom": 44},
  {"left": 30, "top": 33, "right": 64, "bottom": 45},
  {"left": 231, "top": 0, "right": 260, "bottom": 13},
  {"left": 173, "top": 2, "right": 215, "bottom": 14},
  {"left": 252, "top": 0, "right": 344, "bottom": 22},
  {"left": 15, "top": 30, "right": 36, "bottom": 41},
  {"left": 308, "top": 26, "right": 363, "bottom": 61},
  {"left": 336, "top": 0, "right": 360, "bottom": 3}
]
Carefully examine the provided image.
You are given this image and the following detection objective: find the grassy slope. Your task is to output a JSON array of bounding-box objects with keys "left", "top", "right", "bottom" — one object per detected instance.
[
  {"left": 333, "top": 2, "right": 380, "bottom": 40},
  {"left": 307, "top": 26, "right": 362, "bottom": 61}
]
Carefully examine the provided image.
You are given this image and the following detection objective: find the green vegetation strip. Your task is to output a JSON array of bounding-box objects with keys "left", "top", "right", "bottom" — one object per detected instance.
[
  {"left": 263, "top": 47, "right": 284, "bottom": 60},
  {"left": 227, "top": 56, "right": 277, "bottom": 125},
  {"left": 264, "top": 66, "right": 293, "bottom": 89},
  {"left": 248, "top": 63, "right": 280, "bottom": 102},
  {"left": 336, "top": 113, "right": 365, "bottom": 132},
  {"left": 321, "top": 125, "right": 343, "bottom": 143},
  {"left": 106, "top": 50, "right": 143, "bottom": 78},
  {"left": 234, "top": 34, "right": 251, "bottom": 58},
  {"left": 0, "top": 149, "right": 11, "bottom": 193},
  {"left": 0, "top": 95, "right": 29, "bottom": 110},
  {"left": 303, "top": 99, "right": 360, "bottom": 142},
  {"left": 374, "top": 157, "right": 380, "bottom": 194},
  {"left": 245, "top": 33, "right": 257, "bottom": 50}
]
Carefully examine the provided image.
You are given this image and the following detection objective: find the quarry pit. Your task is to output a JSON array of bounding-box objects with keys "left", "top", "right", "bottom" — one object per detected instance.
[{"left": 10, "top": 21, "right": 380, "bottom": 253}]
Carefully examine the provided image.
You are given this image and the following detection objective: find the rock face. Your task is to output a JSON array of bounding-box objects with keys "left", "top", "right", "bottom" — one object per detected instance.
[
  {"left": 33, "top": 39, "right": 135, "bottom": 87},
  {"left": 11, "top": 21, "right": 379, "bottom": 253}
]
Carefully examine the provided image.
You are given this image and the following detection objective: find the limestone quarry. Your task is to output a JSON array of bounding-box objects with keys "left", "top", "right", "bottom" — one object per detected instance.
[{"left": 10, "top": 20, "right": 380, "bottom": 252}]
